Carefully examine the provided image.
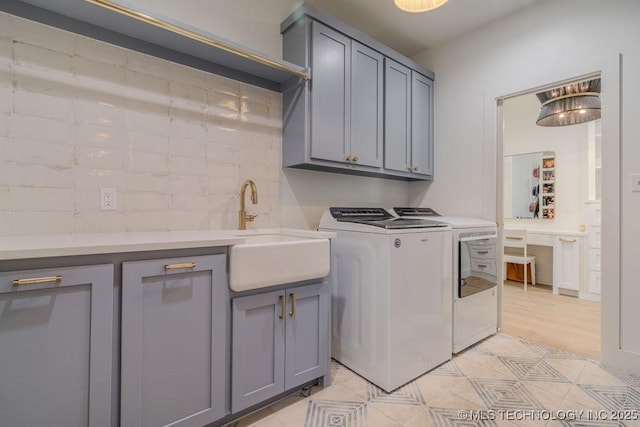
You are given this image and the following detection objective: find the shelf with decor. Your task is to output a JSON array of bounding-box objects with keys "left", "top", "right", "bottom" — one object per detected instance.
[{"left": 540, "top": 155, "right": 555, "bottom": 219}]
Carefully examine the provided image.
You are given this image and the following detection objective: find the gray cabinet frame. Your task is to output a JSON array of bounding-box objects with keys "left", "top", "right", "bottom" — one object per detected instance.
[
  {"left": 121, "top": 254, "right": 227, "bottom": 427},
  {"left": 231, "top": 281, "right": 329, "bottom": 413},
  {"left": 385, "top": 60, "right": 434, "bottom": 179},
  {"left": 0, "top": 264, "right": 114, "bottom": 427}
]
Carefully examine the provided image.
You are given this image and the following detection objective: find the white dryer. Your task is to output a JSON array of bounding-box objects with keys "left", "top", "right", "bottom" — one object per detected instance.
[
  {"left": 319, "top": 208, "right": 452, "bottom": 392},
  {"left": 393, "top": 208, "right": 498, "bottom": 353}
]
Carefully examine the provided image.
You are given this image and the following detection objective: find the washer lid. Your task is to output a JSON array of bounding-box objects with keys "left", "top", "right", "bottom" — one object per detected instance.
[{"left": 329, "top": 207, "right": 446, "bottom": 229}]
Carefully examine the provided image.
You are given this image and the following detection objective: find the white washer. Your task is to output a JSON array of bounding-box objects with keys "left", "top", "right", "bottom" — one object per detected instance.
[
  {"left": 319, "top": 208, "right": 453, "bottom": 392},
  {"left": 393, "top": 208, "right": 498, "bottom": 353}
]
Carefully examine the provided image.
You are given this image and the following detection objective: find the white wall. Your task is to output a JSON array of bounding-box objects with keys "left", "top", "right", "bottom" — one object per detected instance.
[
  {"left": 502, "top": 93, "right": 590, "bottom": 232},
  {"left": 411, "top": 0, "right": 640, "bottom": 369}
]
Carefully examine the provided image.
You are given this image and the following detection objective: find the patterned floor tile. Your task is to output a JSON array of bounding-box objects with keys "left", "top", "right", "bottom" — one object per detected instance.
[
  {"left": 415, "top": 373, "right": 470, "bottom": 404},
  {"left": 575, "top": 362, "right": 629, "bottom": 387},
  {"left": 469, "top": 379, "right": 543, "bottom": 410},
  {"left": 431, "top": 359, "right": 466, "bottom": 377},
  {"left": 428, "top": 407, "right": 498, "bottom": 426},
  {"left": 625, "top": 387, "right": 640, "bottom": 409},
  {"left": 543, "top": 359, "right": 591, "bottom": 384},
  {"left": 403, "top": 408, "right": 436, "bottom": 427},
  {"left": 466, "top": 341, "right": 496, "bottom": 356},
  {"left": 519, "top": 380, "right": 573, "bottom": 411},
  {"left": 367, "top": 381, "right": 425, "bottom": 406},
  {"left": 455, "top": 354, "right": 518, "bottom": 381},
  {"left": 577, "top": 384, "right": 629, "bottom": 411},
  {"left": 230, "top": 334, "right": 640, "bottom": 427},
  {"left": 598, "top": 363, "right": 640, "bottom": 387},
  {"left": 303, "top": 400, "right": 367, "bottom": 427}
]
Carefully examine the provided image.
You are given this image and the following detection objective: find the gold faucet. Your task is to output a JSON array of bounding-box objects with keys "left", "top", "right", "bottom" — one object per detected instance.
[{"left": 238, "top": 179, "right": 258, "bottom": 230}]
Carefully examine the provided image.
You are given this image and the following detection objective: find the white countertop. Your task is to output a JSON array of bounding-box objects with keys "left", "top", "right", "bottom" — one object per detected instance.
[
  {"left": 0, "top": 228, "right": 335, "bottom": 261},
  {"left": 504, "top": 228, "right": 587, "bottom": 237}
]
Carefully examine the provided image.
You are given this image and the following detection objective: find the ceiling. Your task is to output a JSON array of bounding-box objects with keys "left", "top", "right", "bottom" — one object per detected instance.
[{"left": 298, "top": 0, "right": 541, "bottom": 57}]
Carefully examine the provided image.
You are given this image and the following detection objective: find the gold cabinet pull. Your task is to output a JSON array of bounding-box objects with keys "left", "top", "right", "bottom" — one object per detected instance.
[
  {"left": 12, "top": 275, "right": 62, "bottom": 287},
  {"left": 477, "top": 264, "right": 488, "bottom": 268},
  {"left": 407, "top": 166, "right": 413, "bottom": 172},
  {"left": 560, "top": 238, "right": 577, "bottom": 243},
  {"left": 279, "top": 295, "right": 286, "bottom": 319},
  {"left": 505, "top": 236, "right": 524, "bottom": 240},
  {"left": 477, "top": 250, "right": 489, "bottom": 255},
  {"left": 413, "top": 166, "right": 418, "bottom": 172},
  {"left": 346, "top": 156, "right": 353, "bottom": 162},
  {"left": 352, "top": 156, "right": 358, "bottom": 163},
  {"left": 164, "top": 262, "right": 197, "bottom": 270},
  {"left": 289, "top": 293, "right": 296, "bottom": 317}
]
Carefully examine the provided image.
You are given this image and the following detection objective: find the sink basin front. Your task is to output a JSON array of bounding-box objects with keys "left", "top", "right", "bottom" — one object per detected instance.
[{"left": 229, "top": 231, "right": 331, "bottom": 292}]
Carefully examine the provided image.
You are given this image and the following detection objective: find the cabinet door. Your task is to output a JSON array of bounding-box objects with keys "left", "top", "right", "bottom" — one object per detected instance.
[
  {"left": 121, "top": 255, "right": 227, "bottom": 427},
  {"left": 384, "top": 58, "right": 411, "bottom": 173},
  {"left": 310, "top": 21, "right": 351, "bottom": 163},
  {"left": 232, "top": 290, "right": 286, "bottom": 413},
  {"left": 553, "top": 237, "right": 581, "bottom": 291},
  {"left": 411, "top": 71, "right": 434, "bottom": 177},
  {"left": 0, "top": 265, "right": 113, "bottom": 427},
  {"left": 284, "top": 282, "right": 329, "bottom": 390},
  {"left": 350, "top": 41, "right": 383, "bottom": 167}
]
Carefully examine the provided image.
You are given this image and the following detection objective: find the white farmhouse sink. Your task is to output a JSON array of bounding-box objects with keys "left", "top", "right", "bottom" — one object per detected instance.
[{"left": 229, "top": 229, "right": 332, "bottom": 292}]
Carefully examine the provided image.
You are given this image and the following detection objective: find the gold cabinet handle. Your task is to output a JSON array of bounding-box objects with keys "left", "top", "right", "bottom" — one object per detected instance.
[
  {"left": 505, "top": 236, "right": 524, "bottom": 240},
  {"left": 413, "top": 166, "right": 418, "bottom": 172},
  {"left": 279, "top": 295, "right": 286, "bottom": 319},
  {"left": 289, "top": 293, "right": 296, "bottom": 317},
  {"left": 560, "top": 238, "right": 577, "bottom": 243},
  {"left": 477, "top": 250, "right": 489, "bottom": 255},
  {"left": 164, "top": 262, "right": 196, "bottom": 270},
  {"left": 12, "top": 275, "right": 62, "bottom": 287},
  {"left": 352, "top": 156, "right": 358, "bottom": 163},
  {"left": 407, "top": 166, "right": 413, "bottom": 172},
  {"left": 346, "top": 156, "right": 353, "bottom": 162},
  {"left": 477, "top": 264, "right": 488, "bottom": 268}
]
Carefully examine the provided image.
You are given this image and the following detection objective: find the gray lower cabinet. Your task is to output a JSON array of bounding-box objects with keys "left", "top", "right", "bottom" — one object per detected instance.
[
  {"left": 231, "top": 282, "right": 329, "bottom": 413},
  {"left": 0, "top": 264, "right": 114, "bottom": 427},
  {"left": 121, "top": 255, "right": 227, "bottom": 427},
  {"left": 385, "top": 59, "right": 434, "bottom": 179}
]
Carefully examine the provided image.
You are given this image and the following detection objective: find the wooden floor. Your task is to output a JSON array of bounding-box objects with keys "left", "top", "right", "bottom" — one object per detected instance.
[{"left": 501, "top": 280, "right": 601, "bottom": 360}]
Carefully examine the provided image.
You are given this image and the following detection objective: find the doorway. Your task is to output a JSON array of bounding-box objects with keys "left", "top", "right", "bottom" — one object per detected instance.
[{"left": 497, "top": 76, "right": 602, "bottom": 360}]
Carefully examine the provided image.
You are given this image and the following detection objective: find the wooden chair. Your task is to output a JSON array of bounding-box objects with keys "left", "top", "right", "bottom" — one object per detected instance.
[{"left": 503, "top": 229, "right": 536, "bottom": 290}]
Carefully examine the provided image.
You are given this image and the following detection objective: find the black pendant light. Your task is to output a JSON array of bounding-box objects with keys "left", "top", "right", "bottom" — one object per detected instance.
[{"left": 536, "top": 78, "right": 601, "bottom": 127}]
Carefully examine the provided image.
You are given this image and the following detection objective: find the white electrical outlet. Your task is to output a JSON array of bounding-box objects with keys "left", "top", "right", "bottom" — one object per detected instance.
[
  {"left": 100, "top": 188, "right": 117, "bottom": 210},
  {"left": 632, "top": 173, "right": 640, "bottom": 192}
]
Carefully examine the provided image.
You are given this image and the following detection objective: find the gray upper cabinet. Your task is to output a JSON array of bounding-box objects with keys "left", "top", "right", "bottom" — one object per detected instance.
[
  {"left": 411, "top": 72, "right": 434, "bottom": 177},
  {"left": 121, "top": 255, "right": 227, "bottom": 427},
  {"left": 232, "top": 281, "right": 329, "bottom": 413},
  {"left": 385, "top": 59, "right": 434, "bottom": 179},
  {"left": 0, "top": 264, "right": 114, "bottom": 427},
  {"left": 284, "top": 20, "right": 383, "bottom": 171},
  {"left": 350, "top": 41, "right": 384, "bottom": 168},
  {"left": 384, "top": 60, "right": 412, "bottom": 174},
  {"left": 309, "top": 22, "right": 351, "bottom": 164},
  {"left": 281, "top": 5, "right": 434, "bottom": 181}
]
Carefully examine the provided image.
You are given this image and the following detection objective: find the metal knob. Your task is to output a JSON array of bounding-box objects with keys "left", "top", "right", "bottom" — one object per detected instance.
[
  {"left": 407, "top": 166, "right": 413, "bottom": 172},
  {"left": 352, "top": 156, "right": 358, "bottom": 163},
  {"left": 346, "top": 156, "right": 353, "bottom": 162},
  {"left": 413, "top": 166, "right": 418, "bottom": 172}
]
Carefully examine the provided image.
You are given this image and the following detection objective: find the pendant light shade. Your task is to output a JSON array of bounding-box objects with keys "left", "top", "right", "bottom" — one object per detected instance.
[
  {"left": 536, "top": 78, "right": 601, "bottom": 127},
  {"left": 393, "top": 0, "right": 448, "bottom": 13}
]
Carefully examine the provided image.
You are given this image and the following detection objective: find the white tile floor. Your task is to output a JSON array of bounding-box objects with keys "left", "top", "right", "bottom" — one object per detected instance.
[{"left": 225, "top": 334, "right": 640, "bottom": 427}]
